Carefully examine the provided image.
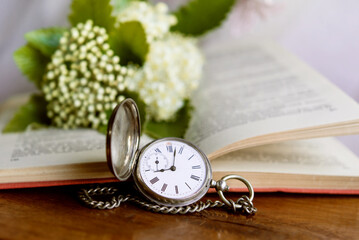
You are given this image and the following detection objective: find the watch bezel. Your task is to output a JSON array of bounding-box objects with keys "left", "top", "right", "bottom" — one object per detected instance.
[{"left": 133, "top": 137, "right": 212, "bottom": 207}]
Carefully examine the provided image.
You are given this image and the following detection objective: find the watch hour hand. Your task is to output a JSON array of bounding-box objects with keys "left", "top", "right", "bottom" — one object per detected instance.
[
  {"left": 155, "top": 158, "right": 159, "bottom": 172},
  {"left": 154, "top": 168, "right": 171, "bottom": 173}
]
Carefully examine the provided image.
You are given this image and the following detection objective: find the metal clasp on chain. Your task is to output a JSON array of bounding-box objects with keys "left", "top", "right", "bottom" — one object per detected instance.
[{"left": 211, "top": 175, "right": 256, "bottom": 214}]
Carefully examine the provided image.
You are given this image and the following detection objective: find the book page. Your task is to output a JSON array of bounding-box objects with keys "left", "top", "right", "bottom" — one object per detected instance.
[
  {"left": 0, "top": 129, "right": 107, "bottom": 170},
  {"left": 0, "top": 96, "right": 106, "bottom": 169},
  {"left": 0, "top": 130, "right": 106, "bottom": 169},
  {"left": 185, "top": 41, "right": 359, "bottom": 156},
  {"left": 211, "top": 138, "right": 359, "bottom": 176},
  {"left": 0, "top": 96, "right": 154, "bottom": 170}
]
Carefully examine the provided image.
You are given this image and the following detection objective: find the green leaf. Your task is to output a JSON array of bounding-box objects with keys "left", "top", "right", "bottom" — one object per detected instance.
[
  {"left": 109, "top": 21, "right": 149, "bottom": 65},
  {"left": 27, "top": 122, "right": 49, "bottom": 130},
  {"left": 2, "top": 94, "right": 51, "bottom": 133},
  {"left": 144, "top": 100, "right": 193, "bottom": 139},
  {"left": 97, "top": 125, "right": 108, "bottom": 135},
  {"left": 170, "top": 0, "right": 236, "bottom": 36},
  {"left": 13, "top": 45, "right": 50, "bottom": 89},
  {"left": 25, "top": 27, "right": 67, "bottom": 57},
  {"left": 112, "top": 0, "right": 147, "bottom": 14},
  {"left": 69, "top": 0, "right": 116, "bottom": 32}
]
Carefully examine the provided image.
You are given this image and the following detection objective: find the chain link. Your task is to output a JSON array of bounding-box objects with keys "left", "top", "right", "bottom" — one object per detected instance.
[{"left": 78, "top": 186, "right": 257, "bottom": 215}]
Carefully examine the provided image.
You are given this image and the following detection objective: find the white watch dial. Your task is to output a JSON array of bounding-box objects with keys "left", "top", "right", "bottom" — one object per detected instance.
[{"left": 138, "top": 139, "right": 208, "bottom": 200}]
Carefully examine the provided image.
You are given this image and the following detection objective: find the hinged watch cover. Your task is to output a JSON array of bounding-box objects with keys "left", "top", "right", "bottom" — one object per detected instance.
[{"left": 106, "top": 98, "right": 141, "bottom": 181}]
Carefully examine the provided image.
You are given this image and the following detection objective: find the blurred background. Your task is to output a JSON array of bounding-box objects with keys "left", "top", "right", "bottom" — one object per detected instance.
[{"left": 0, "top": 0, "right": 358, "bottom": 154}]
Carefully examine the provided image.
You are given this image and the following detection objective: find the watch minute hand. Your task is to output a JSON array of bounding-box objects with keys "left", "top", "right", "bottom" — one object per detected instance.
[{"left": 170, "top": 148, "right": 177, "bottom": 171}]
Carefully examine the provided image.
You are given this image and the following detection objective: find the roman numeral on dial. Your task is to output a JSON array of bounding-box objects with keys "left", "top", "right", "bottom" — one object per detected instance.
[
  {"left": 150, "top": 177, "right": 159, "bottom": 184},
  {"left": 190, "top": 175, "right": 200, "bottom": 181},
  {"left": 161, "top": 183, "right": 168, "bottom": 192},
  {"left": 166, "top": 144, "right": 173, "bottom": 152}
]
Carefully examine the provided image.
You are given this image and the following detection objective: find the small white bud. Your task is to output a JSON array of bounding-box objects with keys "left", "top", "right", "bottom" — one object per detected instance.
[
  {"left": 77, "top": 23, "right": 84, "bottom": 29},
  {"left": 100, "top": 112, "right": 107, "bottom": 120},
  {"left": 99, "top": 28, "right": 106, "bottom": 35},
  {"left": 83, "top": 87, "right": 90, "bottom": 94},
  {"left": 114, "top": 64, "right": 121, "bottom": 71},
  {"left": 108, "top": 74, "right": 115, "bottom": 82},
  {"left": 156, "top": 2, "right": 168, "bottom": 13},
  {"left": 69, "top": 43, "right": 77, "bottom": 51},
  {"left": 74, "top": 100, "right": 81, "bottom": 107},
  {"left": 103, "top": 43, "right": 110, "bottom": 50},
  {"left": 106, "top": 50, "right": 114, "bottom": 57},
  {"left": 80, "top": 78, "right": 87, "bottom": 86},
  {"left": 85, "top": 19, "right": 93, "bottom": 26},
  {"left": 47, "top": 111, "right": 54, "bottom": 118},
  {"left": 116, "top": 75, "right": 123, "bottom": 82},
  {"left": 96, "top": 36, "right": 104, "bottom": 44},
  {"left": 98, "top": 87, "right": 105, "bottom": 94},
  {"left": 99, "top": 61, "right": 106, "bottom": 69},
  {"left": 106, "top": 64, "right": 113, "bottom": 72},
  {"left": 118, "top": 83, "right": 125, "bottom": 91},
  {"left": 84, "top": 71, "right": 91, "bottom": 78},
  {"left": 71, "top": 28, "right": 79, "bottom": 38},
  {"left": 118, "top": 95, "right": 125, "bottom": 102},
  {"left": 88, "top": 32, "right": 95, "bottom": 39},
  {"left": 46, "top": 71, "right": 54, "bottom": 79},
  {"left": 97, "top": 94, "right": 104, "bottom": 101},
  {"left": 96, "top": 104, "right": 103, "bottom": 111},
  {"left": 119, "top": 68, "right": 127, "bottom": 76},
  {"left": 59, "top": 37, "right": 67, "bottom": 45},
  {"left": 88, "top": 105, "right": 95, "bottom": 112},
  {"left": 96, "top": 74, "right": 103, "bottom": 81},
  {"left": 81, "top": 30, "right": 88, "bottom": 37},
  {"left": 112, "top": 56, "right": 120, "bottom": 64},
  {"left": 70, "top": 70, "right": 77, "bottom": 78}
]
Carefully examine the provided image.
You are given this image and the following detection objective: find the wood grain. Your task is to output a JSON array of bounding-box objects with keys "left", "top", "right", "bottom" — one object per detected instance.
[{"left": 0, "top": 183, "right": 358, "bottom": 240}]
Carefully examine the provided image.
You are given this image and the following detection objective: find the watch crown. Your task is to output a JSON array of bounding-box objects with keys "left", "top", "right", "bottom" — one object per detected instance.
[
  {"left": 210, "top": 179, "right": 217, "bottom": 188},
  {"left": 215, "top": 179, "right": 229, "bottom": 192}
]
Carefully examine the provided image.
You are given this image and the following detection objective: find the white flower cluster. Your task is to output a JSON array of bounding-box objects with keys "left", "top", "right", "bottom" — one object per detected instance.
[
  {"left": 119, "top": 2, "right": 204, "bottom": 121},
  {"left": 117, "top": 1, "right": 177, "bottom": 42},
  {"left": 127, "top": 33, "right": 203, "bottom": 121},
  {"left": 43, "top": 20, "right": 136, "bottom": 129}
]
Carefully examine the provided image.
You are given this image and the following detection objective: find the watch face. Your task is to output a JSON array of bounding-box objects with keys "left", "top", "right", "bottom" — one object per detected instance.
[{"left": 136, "top": 138, "right": 211, "bottom": 204}]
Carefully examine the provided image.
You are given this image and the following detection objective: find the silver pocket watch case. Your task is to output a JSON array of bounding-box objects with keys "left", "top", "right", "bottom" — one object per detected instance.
[{"left": 106, "top": 98, "right": 140, "bottom": 181}]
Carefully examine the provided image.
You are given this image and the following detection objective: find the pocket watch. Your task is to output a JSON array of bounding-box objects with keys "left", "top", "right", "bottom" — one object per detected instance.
[{"left": 83, "top": 98, "right": 256, "bottom": 214}]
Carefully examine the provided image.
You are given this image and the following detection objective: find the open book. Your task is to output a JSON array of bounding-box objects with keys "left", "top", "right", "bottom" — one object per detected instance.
[{"left": 1, "top": 41, "right": 359, "bottom": 193}]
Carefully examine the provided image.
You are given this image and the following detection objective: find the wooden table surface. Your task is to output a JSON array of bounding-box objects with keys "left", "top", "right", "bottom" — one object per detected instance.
[{"left": 1, "top": 183, "right": 358, "bottom": 240}]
